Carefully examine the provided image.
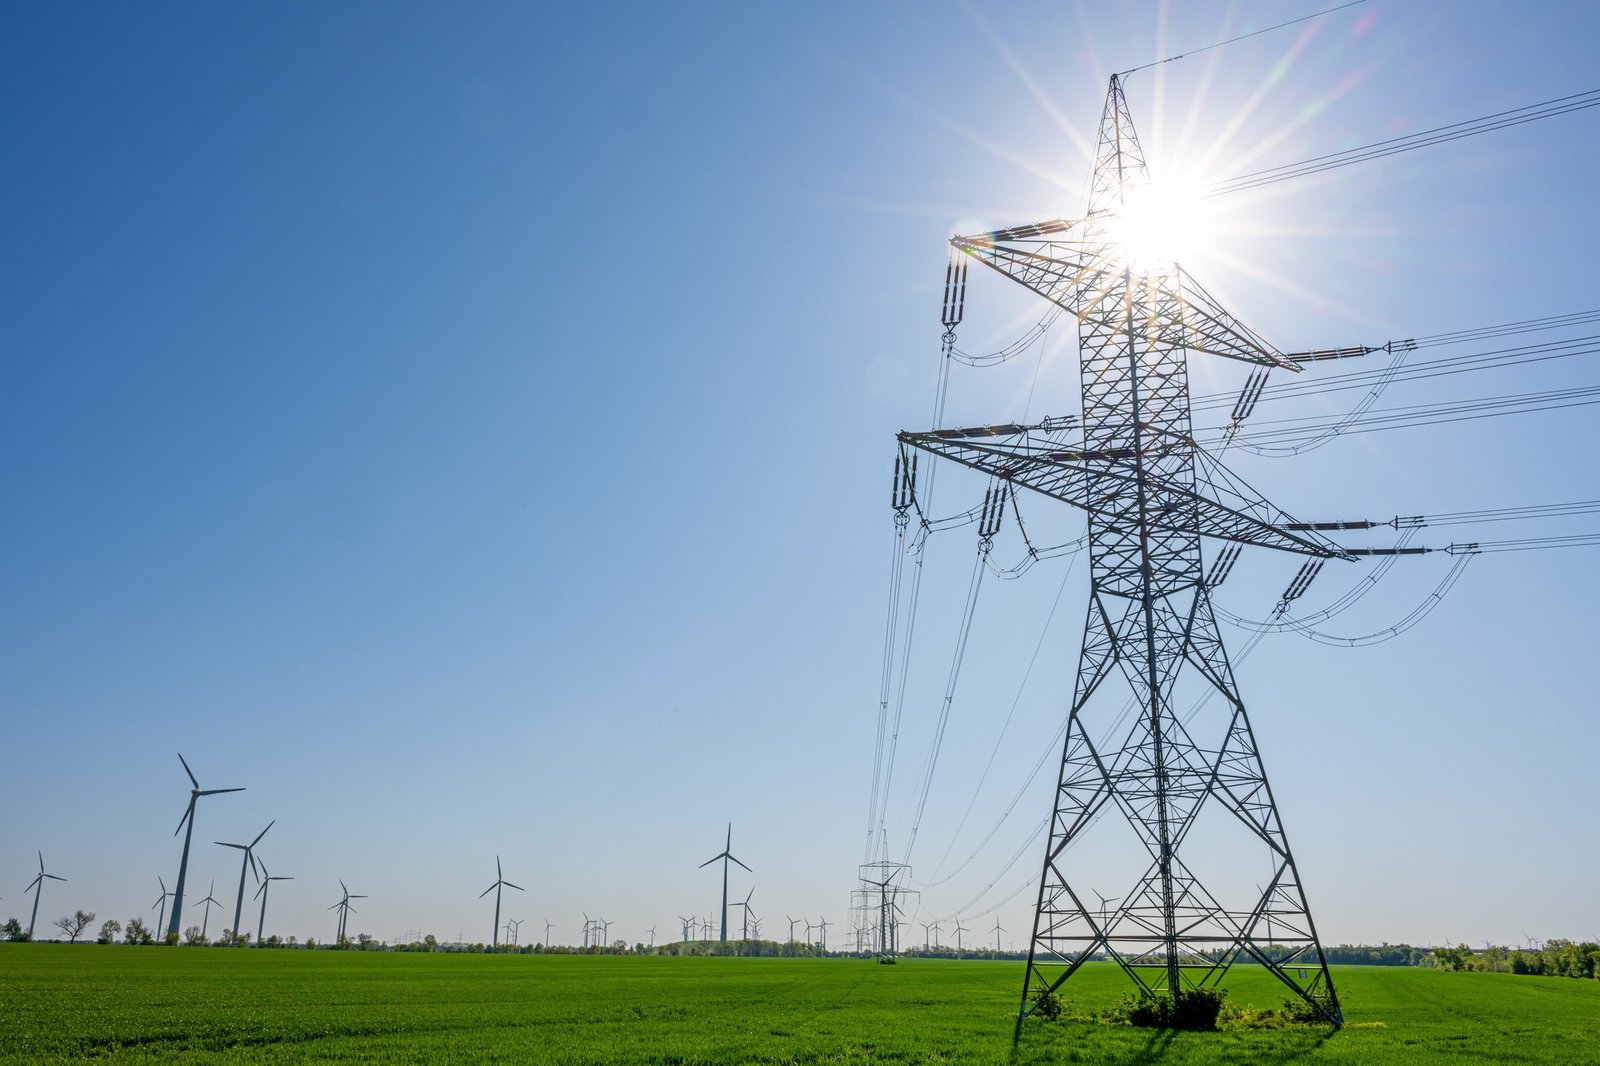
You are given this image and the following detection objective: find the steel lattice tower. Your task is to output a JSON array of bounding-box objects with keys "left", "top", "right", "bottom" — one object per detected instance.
[{"left": 898, "top": 75, "right": 1348, "bottom": 1028}]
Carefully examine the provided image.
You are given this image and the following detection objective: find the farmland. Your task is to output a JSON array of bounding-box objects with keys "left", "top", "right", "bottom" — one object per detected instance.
[{"left": 3, "top": 946, "right": 1597, "bottom": 1063}]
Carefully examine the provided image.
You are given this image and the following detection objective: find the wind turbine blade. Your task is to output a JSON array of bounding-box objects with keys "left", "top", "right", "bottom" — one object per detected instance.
[
  {"left": 329, "top": 901, "right": 343, "bottom": 910},
  {"left": 45, "top": 874, "right": 67, "bottom": 883},
  {"left": 697, "top": 855, "right": 721, "bottom": 868},
  {"left": 178, "top": 752, "right": 199, "bottom": 789},
  {"left": 505, "top": 882, "right": 525, "bottom": 892},
  {"left": 496, "top": 856, "right": 503, "bottom": 878},
  {"left": 340, "top": 880, "right": 348, "bottom": 895},
  {"left": 254, "top": 881, "right": 268, "bottom": 900},
  {"left": 731, "top": 855, "right": 752, "bottom": 873},
  {"left": 350, "top": 894, "right": 367, "bottom": 900},
  {"left": 160, "top": 876, "right": 167, "bottom": 892},
  {"left": 479, "top": 884, "right": 496, "bottom": 898},
  {"left": 251, "top": 820, "right": 275, "bottom": 847},
  {"left": 174, "top": 802, "right": 193, "bottom": 837},
  {"left": 26, "top": 875, "right": 42, "bottom": 892},
  {"left": 216, "top": 841, "right": 246, "bottom": 850},
  {"left": 249, "top": 853, "right": 261, "bottom": 882},
  {"left": 38, "top": 851, "right": 46, "bottom": 872},
  {"left": 199, "top": 787, "right": 245, "bottom": 796}
]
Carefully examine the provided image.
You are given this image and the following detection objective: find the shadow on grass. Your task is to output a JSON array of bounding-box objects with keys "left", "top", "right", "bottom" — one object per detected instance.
[{"left": 1011, "top": 1021, "right": 1335, "bottom": 1065}]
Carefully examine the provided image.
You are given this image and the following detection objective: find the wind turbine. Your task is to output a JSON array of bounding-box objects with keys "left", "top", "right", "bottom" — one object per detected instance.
[
  {"left": 328, "top": 881, "right": 366, "bottom": 942},
  {"left": 697, "top": 823, "right": 750, "bottom": 945},
  {"left": 952, "top": 916, "right": 967, "bottom": 954},
  {"left": 817, "top": 915, "right": 828, "bottom": 951},
  {"left": 992, "top": 918, "right": 1006, "bottom": 954},
  {"left": 1256, "top": 884, "right": 1275, "bottom": 945},
  {"left": 931, "top": 918, "right": 941, "bottom": 948},
  {"left": 197, "top": 880, "right": 224, "bottom": 940},
  {"left": 479, "top": 856, "right": 524, "bottom": 949},
  {"left": 544, "top": 918, "right": 555, "bottom": 946},
  {"left": 921, "top": 921, "right": 934, "bottom": 950},
  {"left": 678, "top": 914, "right": 694, "bottom": 942},
  {"left": 217, "top": 820, "right": 273, "bottom": 945},
  {"left": 252, "top": 859, "right": 293, "bottom": 945},
  {"left": 24, "top": 852, "right": 65, "bottom": 939},
  {"left": 786, "top": 915, "right": 800, "bottom": 944},
  {"left": 168, "top": 753, "right": 244, "bottom": 940},
  {"left": 150, "top": 876, "right": 175, "bottom": 939},
  {"left": 581, "top": 912, "right": 591, "bottom": 949},
  {"left": 648, "top": 925, "right": 656, "bottom": 948},
  {"left": 508, "top": 918, "right": 523, "bottom": 946},
  {"left": 738, "top": 888, "right": 755, "bottom": 941},
  {"left": 1093, "top": 889, "right": 1118, "bottom": 949}
]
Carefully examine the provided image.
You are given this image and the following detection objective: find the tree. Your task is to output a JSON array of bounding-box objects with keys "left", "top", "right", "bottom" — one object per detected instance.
[
  {"left": 3, "top": 918, "right": 23, "bottom": 941},
  {"left": 123, "top": 918, "right": 153, "bottom": 945},
  {"left": 424, "top": 934, "right": 437, "bottom": 952},
  {"left": 184, "top": 925, "right": 206, "bottom": 946},
  {"left": 54, "top": 910, "right": 96, "bottom": 943},
  {"left": 97, "top": 919, "right": 122, "bottom": 945}
]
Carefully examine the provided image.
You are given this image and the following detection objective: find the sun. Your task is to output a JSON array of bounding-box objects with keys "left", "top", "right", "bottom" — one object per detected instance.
[{"left": 1108, "top": 180, "right": 1210, "bottom": 272}]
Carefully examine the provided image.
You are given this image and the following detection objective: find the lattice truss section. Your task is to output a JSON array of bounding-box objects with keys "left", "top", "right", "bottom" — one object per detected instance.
[{"left": 899, "top": 75, "right": 1344, "bottom": 1027}]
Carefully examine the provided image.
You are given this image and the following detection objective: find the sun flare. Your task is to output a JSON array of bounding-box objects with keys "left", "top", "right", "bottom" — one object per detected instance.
[{"left": 1107, "top": 181, "right": 1210, "bottom": 271}]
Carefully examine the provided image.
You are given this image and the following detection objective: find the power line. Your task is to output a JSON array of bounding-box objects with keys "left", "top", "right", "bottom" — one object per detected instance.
[
  {"left": 1201, "top": 90, "right": 1600, "bottom": 198},
  {"left": 1118, "top": 1, "right": 1367, "bottom": 77}
]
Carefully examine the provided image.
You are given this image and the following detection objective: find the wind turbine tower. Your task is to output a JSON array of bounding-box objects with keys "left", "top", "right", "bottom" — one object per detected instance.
[
  {"left": 167, "top": 753, "right": 244, "bottom": 940},
  {"left": 479, "top": 856, "right": 524, "bottom": 949},
  {"left": 24, "top": 852, "right": 65, "bottom": 939},
  {"left": 697, "top": 823, "right": 750, "bottom": 945},
  {"left": 216, "top": 820, "right": 273, "bottom": 944}
]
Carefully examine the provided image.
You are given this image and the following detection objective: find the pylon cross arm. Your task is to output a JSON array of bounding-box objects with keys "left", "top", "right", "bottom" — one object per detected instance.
[
  {"left": 950, "top": 232, "right": 1301, "bottom": 373},
  {"left": 896, "top": 428, "right": 1350, "bottom": 559}
]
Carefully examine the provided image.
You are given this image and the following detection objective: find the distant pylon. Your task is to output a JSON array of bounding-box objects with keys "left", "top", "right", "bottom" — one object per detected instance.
[{"left": 898, "top": 73, "right": 1344, "bottom": 1030}]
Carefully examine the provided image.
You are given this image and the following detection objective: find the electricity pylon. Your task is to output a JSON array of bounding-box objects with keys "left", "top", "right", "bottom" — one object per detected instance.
[{"left": 898, "top": 74, "right": 1348, "bottom": 1030}]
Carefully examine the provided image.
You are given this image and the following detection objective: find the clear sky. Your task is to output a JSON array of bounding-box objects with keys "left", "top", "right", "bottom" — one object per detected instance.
[{"left": 3, "top": 0, "right": 1596, "bottom": 952}]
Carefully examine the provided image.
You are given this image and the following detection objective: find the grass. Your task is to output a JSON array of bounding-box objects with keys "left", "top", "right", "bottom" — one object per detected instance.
[{"left": 2, "top": 945, "right": 1597, "bottom": 1063}]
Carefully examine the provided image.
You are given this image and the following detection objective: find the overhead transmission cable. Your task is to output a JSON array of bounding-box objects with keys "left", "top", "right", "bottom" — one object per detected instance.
[
  {"left": 1208, "top": 384, "right": 1600, "bottom": 448},
  {"left": 922, "top": 553, "right": 1077, "bottom": 887},
  {"left": 1199, "top": 334, "right": 1598, "bottom": 417},
  {"left": 866, "top": 255, "right": 970, "bottom": 863},
  {"left": 1201, "top": 90, "right": 1600, "bottom": 198},
  {"left": 1118, "top": 1, "right": 1368, "bottom": 77}
]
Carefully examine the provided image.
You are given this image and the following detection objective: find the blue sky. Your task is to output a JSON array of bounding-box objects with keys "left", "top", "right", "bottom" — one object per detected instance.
[{"left": 3, "top": 0, "right": 1596, "bottom": 950}]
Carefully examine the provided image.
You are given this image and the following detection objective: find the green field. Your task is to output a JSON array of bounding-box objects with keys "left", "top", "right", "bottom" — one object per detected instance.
[{"left": 3, "top": 946, "right": 1597, "bottom": 1063}]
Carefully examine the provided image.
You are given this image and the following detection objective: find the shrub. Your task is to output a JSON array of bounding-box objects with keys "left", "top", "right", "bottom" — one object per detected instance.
[{"left": 1111, "top": 988, "right": 1227, "bottom": 1031}]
